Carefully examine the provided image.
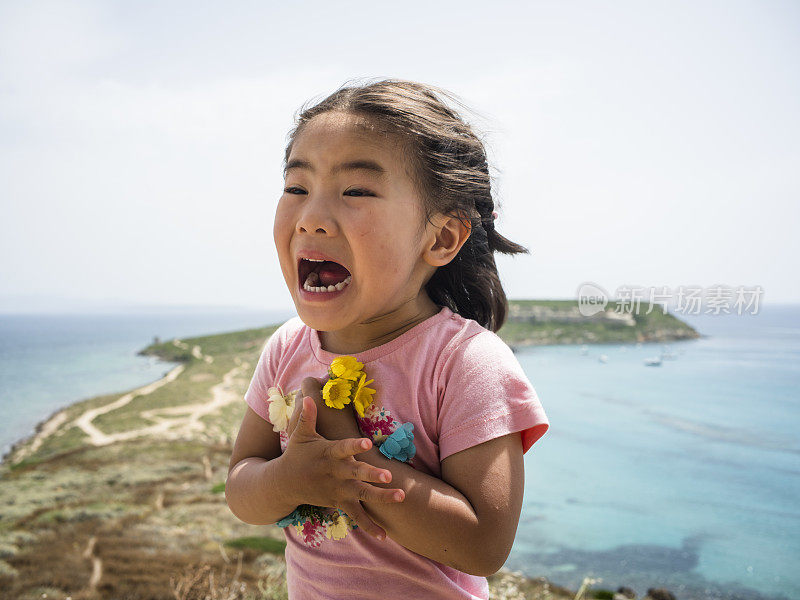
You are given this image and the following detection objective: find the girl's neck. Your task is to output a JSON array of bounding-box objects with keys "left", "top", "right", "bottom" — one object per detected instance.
[{"left": 318, "top": 291, "right": 440, "bottom": 355}]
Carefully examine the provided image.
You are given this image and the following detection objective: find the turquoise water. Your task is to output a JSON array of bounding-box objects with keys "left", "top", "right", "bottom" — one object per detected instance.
[
  {"left": 1, "top": 305, "right": 798, "bottom": 599},
  {"left": 511, "top": 306, "right": 800, "bottom": 600},
  {"left": 0, "top": 308, "right": 294, "bottom": 459}
]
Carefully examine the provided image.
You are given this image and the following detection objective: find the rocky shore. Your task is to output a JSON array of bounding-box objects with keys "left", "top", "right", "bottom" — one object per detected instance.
[{"left": 0, "top": 302, "right": 693, "bottom": 599}]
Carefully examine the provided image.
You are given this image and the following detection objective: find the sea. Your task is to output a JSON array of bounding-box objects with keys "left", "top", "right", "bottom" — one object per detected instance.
[{"left": 0, "top": 303, "right": 798, "bottom": 600}]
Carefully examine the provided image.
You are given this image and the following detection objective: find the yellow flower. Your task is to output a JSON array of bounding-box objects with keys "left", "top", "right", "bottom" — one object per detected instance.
[
  {"left": 322, "top": 378, "right": 353, "bottom": 409},
  {"left": 329, "top": 356, "right": 364, "bottom": 381},
  {"left": 267, "top": 386, "right": 296, "bottom": 433},
  {"left": 352, "top": 373, "right": 376, "bottom": 418},
  {"left": 325, "top": 514, "right": 350, "bottom": 540}
]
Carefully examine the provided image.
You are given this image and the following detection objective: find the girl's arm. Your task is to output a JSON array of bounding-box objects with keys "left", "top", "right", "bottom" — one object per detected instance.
[
  {"left": 226, "top": 406, "right": 300, "bottom": 525},
  {"left": 302, "top": 378, "right": 524, "bottom": 577},
  {"left": 358, "top": 435, "right": 522, "bottom": 577}
]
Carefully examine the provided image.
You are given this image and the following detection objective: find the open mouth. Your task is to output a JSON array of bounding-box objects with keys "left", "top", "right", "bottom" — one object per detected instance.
[{"left": 298, "top": 258, "right": 352, "bottom": 293}]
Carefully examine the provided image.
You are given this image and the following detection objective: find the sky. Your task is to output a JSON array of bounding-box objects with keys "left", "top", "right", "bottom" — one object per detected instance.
[{"left": 1, "top": 0, "right": 798, "bottom": 313}]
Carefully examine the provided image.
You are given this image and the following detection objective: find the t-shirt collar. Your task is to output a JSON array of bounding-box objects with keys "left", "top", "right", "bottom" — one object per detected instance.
[{"left": 309, "top": 305, "right": 452, "bottom": 365}]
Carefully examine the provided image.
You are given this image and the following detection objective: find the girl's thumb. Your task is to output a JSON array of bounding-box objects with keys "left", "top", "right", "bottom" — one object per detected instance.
[{"left": 296, "top": 396, "right": 316, "bottom": 432}]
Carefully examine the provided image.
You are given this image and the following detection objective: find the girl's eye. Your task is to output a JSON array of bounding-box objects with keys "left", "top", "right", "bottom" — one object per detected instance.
[
  {"left": 283, "top": 186, "right": 374, "bottom": 197},
  {"left": 344, "top": 188, "right": 374, "bottom": 197}
]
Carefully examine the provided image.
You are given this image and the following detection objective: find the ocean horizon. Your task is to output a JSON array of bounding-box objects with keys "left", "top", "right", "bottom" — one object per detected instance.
[{"left": 1, "top": 303, "right": 798, "bottom": 600}]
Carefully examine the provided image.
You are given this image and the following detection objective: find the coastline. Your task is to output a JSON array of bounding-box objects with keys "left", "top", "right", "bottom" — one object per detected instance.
[
  {"left": 2, "top": 300, "right": 700, "bottom": 464},
  {"left": 1, "top": 405, "right": 69, "bottom": 465}
]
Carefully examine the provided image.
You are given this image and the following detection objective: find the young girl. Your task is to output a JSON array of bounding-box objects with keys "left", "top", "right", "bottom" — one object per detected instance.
[{"left": 225, "top": 78, "right": 549, "bottom": 599}]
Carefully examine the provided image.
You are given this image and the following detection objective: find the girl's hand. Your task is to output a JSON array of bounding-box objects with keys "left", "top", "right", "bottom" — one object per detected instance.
[{"left": 281, "top": 394, "right": 404, "bottom": 540}]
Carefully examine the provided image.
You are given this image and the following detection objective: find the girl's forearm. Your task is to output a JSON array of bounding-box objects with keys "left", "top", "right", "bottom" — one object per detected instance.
[
  {"left": 355, "top": 446, "right": 489, "bottom": 576},
  {"left": 225, "top": 455, "right": 299, "bottom": 526}
]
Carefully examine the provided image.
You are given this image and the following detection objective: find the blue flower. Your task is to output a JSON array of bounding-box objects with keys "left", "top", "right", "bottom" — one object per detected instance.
[
  {"left": 276, "top": 508, "right": 302, "bottom": 528},
  {"left": 379, "top": 422, "right": 416, "bottom": 462}
]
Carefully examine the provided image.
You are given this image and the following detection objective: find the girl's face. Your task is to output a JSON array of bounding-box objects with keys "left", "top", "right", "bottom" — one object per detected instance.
[{"left": 274, "top": 111, "right": 437, "bottom": 338}]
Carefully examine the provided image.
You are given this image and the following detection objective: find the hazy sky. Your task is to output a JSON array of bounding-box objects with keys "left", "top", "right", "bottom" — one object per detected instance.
[{"left": 1, "top": 0, "right": 798, "bottom": 313}]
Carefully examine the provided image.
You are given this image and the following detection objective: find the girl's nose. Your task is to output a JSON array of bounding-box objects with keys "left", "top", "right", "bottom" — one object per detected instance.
[{"left": 296, "top": 194, "right": 338, "bottom": 236}]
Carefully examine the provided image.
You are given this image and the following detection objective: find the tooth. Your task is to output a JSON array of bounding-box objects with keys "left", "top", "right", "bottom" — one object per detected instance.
[
  {"left": 334, "top": 281, "right": 345, "bottom": 291},
  {"left": 327, "top": 285, "right": 335, "bottom": 292}
]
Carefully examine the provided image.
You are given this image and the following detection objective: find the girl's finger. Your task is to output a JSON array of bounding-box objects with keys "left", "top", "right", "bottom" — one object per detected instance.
[
  {"left": 286, "top": 398, "right": 301, "bottom": 438},
  {"left": 360, "top": 481, "right": 405, "bottom": 504},
  {"left": 341, "top": 459, "right": 392, "bottom": 485},
  {"left": 295, "top": 396, "right": 318, "bottom": 435},
  {"left": 347, "top": 478, "right": 405, "bottom": 505},
  {"left": 300, "top": 377, "right": 323, "bottom": 403},
  {"left": 340, "top": 501, "right": 387, "bottom": 541},
  {"left": 329, "top": 437, "right": 372, "bottom": 460},
  {"left": 288, "top": 396, "right": 315, "bottom": 439}
]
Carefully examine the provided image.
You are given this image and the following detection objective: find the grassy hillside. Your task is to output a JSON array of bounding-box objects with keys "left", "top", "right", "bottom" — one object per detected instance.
[{"left": 497, "top": 299, "right": 700, "bottom": 347}]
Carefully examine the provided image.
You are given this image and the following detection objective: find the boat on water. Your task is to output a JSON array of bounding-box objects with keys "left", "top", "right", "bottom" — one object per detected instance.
[
  {"left": 598, "top": 354, "right": 608, "bottom": 363},
  {"left": 644, "top": 357, "right": 662, "bottom": 366}
]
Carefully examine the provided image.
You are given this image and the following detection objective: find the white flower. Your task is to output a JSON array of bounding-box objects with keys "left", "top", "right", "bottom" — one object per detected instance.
[{"left": 267, "top": 386, "right": 296, "bottom": 433}]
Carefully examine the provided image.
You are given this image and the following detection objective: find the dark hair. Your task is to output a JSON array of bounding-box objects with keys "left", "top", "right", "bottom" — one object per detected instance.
[{"left": 283, "top": 77, "right": 529, "bottom": 332}]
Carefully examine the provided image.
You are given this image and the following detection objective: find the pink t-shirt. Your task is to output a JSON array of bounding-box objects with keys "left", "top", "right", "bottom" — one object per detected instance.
[{"left": 243, "top": 305, "right": 549, "bottom": 599}]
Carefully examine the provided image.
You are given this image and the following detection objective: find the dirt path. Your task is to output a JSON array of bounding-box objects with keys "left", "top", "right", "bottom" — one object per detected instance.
[
  {"left": 71, "top": 363, "right": 187, "bottom": 446},
  {"left": 8, "top": 341, "right": 250, "bottom": 463},
  {"left": 82, "top": 535, "right": 102, "bottom": 593}
]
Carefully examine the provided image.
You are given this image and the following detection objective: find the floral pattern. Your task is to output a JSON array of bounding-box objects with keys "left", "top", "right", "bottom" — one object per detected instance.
[
  {"left": 281, "top": 505, "right": 358, "bottom": 547},
  {"left": 279, "top": 429, "right": 288, "bottom": 453},
  {"left": 379, "top": 422, "right": 416, "bottom": 462},
  {"left": 268, "top": 353, "right": 415, "bottom": 547},
  {"left": 357, "top": 402, "right": 399, "bottom": 446},
  {"left": 297, "top": 517, "right": 325, "bottom": 547},
  {"left": 275, "top": 399, "right": 415, "bottom": 547}
]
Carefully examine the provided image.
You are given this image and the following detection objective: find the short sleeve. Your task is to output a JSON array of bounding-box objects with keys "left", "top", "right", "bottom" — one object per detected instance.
[
  {"left": 243, "top": 319, "right": 295, "bottom": 424},
  {"left": 437, "top": 331, "right": 549, "bottom": 462}
]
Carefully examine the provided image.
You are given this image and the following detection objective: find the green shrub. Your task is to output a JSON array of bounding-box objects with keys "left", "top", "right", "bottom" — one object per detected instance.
[{"left": 224, "top": 536, "right": 286, "bottom": 555}]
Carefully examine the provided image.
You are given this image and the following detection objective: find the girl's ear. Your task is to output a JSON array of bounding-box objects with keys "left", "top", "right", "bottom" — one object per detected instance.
[{"left": 423, "top": 212, "right": 472, "bottom": 267}]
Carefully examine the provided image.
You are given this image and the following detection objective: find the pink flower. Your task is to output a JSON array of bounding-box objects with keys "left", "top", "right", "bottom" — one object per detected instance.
[
  {"left": 358, "top": 404, "right": 399, "bottom": 443},
  {"left": 279, "top": 430, "right": 288, "bottom": 453},
  {"left": 300, "top": 519, "right": 324, "bottom": 547}
]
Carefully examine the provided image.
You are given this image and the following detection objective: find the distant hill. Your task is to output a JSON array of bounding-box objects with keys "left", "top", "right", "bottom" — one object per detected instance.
[{"left": 497, "top": 299, "right": 700, "bottom": 347}]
